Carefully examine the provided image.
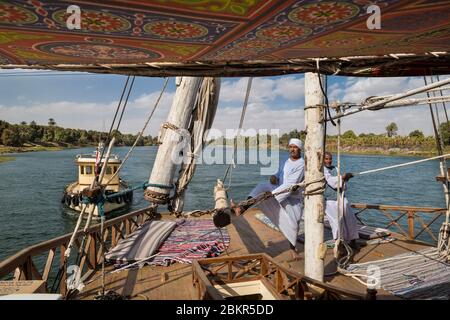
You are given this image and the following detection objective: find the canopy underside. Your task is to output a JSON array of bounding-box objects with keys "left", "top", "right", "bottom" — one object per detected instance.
[{"left": 1, "top": 0, "right": 449, "bottom": 77}]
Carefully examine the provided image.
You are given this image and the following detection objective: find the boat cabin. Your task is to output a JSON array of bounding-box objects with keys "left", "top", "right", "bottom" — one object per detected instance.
[{"left": 75, "top": 154, "right": 122, "bottom": 192}]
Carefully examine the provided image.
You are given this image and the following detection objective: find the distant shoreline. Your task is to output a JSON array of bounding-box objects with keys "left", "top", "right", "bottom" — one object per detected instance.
[
  {"left": 0, "top": 143, "right": 444, "bottom": 160},
  {"left": 0, "top": 143, "right": 156, "bottom": 156}
]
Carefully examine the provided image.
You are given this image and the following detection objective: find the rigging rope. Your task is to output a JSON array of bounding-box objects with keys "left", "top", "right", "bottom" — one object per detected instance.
[
  {"left": 62, "top": 76, "right": 137, "bottom": 296},
  {"left": 115, "top": 76, "right": 135, "bottom": 133},
  {"left": 355, "top": 153, "right": 450, "bottom": 175},
  {"left": 326, "top": 77, "right": 450, "bottom": 122},
  {"left": 333, "top": 113, "right": 353, "bottom": 270},
  {"left": 435, "top": 75, "right": 449, "bottom": 122},
  {"left": 425, "top": 76, "right": 450, "bottom": 259},
  {"left": 95, "top": 75, "right": 135, "bottom": 178},
  {"left": 109, "top": 76, "right": 130, "bottom": 137},
  {"left": 104, "top": 77, "right": 169, "bottom": 186},
  {"left": 222, "top": 77, "right": 253, "bottom": 186},
  {"left": 67, "top": 74, "right": 137, "bottom": 297}
]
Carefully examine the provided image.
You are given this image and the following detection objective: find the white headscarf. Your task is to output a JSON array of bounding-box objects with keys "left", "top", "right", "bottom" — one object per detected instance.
[{"left": 288, "top": 138, "right": 303, "bottom": 149}]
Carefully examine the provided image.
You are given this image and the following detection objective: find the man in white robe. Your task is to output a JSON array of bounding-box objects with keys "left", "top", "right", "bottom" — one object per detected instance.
[
  {"left": 323, "top": 152, "right": 359, "bottom": 245},
  {"left": 231, "top": 138, "right": 305, "bottom": 257}
]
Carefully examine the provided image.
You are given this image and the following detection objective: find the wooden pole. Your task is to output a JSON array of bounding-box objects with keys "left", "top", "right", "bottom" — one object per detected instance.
[
  {"left": 303, "top": 72, "right": 325, "bottom": 282},
  {"left": 145, "top": 77, "right": 202, "bottom": 204}
]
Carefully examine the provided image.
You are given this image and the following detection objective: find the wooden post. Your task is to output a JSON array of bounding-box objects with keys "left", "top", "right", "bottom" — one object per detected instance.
[
  {"left": 303, "top": 72, "right": 325, "bottom": 282},
  {"left": 145, "top": 77, "right": 203, "bottom": 204},
  {"left": 407, "top": 211, "right": 415, "bottom": 240},
  {"left": 60, "top": 244, "right": 67, "bottom": 296},
  {"left": 88, "top": 235, "right": 97, "bottom": 270}
]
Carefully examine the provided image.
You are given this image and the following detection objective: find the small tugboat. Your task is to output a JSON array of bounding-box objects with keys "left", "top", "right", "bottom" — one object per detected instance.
[{"left": 62, "top": 150, "right": 133, "bottom": 216}]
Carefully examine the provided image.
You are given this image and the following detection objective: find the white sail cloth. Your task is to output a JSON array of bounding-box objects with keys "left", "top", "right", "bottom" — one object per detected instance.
[
  {"left": 248, "top": 157, "right": 305, "bottom": 246},
  {"left": 324, "top": 166, "right": 359, "bottom": 241},
  {"left": 171, "top": 77, "right": 220, "bottom": 213}
]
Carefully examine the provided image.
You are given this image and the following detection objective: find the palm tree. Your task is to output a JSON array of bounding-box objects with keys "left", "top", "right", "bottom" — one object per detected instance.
[
  {"left": 386, "top": 122, "right": 398, "bottom": 137},
  {"left": 48, "top": 118, "right": 56, "bottom": 126}
]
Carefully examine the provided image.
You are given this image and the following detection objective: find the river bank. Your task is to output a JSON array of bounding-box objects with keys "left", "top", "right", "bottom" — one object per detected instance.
[
  {"left": 1, "top": 143, "right": 444, "bottom": 159},
  {"left": 0, "top": 144, "right": 64, "bottom": 154},
  {"left": 325, "top": 146, "right": 445, "bottom": 157}
]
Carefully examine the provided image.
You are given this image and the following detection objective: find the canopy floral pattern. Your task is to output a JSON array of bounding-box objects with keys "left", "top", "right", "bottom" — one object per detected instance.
[{"left": 0, "top": 0, "right": 448, "bottom": 76}]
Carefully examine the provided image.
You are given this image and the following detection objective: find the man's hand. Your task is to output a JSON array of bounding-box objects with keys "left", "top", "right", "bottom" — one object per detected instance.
[
  {"left": 342, "top": 173, "right": 354, "bottom": 181},
  {"left": 270, "top": 175, "right": 278, "bottom": 185}
]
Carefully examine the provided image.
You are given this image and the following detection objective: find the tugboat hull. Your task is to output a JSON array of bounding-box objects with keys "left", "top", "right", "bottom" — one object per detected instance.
[{"left": 62, "top": 182, "right": 133, "bottom": 216}]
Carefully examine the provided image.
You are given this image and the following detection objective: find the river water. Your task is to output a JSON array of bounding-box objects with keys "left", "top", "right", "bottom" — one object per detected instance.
[{"left": 0, "top": 146, "right": 446, "bottom": 262}]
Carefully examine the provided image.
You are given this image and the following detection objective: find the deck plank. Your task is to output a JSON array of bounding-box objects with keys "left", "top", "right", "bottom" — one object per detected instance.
[{"left": 77, "top": 209, "right": 432, "bottom": 300}]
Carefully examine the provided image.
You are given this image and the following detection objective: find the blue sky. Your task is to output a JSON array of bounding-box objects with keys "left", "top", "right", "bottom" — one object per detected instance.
[{"left": 0, "top": 69, "right": 445, "bottom": 137}]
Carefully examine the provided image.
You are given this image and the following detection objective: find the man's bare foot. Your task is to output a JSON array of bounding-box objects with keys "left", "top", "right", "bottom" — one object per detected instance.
[{"left": 230, "top": 199, "right": 242, "bottom": 216}]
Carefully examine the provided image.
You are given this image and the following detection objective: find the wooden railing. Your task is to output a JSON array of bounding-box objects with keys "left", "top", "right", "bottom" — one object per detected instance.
[
  {"left": 0, "top": 203, "right": 445, "bottom": 299},
  {"left": 192, "top": 253, "right": 375, "bottom": 300},
  {"left": 0, "top": 207, "right": 156, "bottom": 297},
  {"left": 351, "top": 203, "right": 446, "bottom": 244}
]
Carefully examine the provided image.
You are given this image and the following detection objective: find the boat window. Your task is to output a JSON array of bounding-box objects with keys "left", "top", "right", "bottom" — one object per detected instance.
[
  {"left": 106, "top": 166, "right": 112, "bottom": 175},
  {"left": 80, "top": 166, "right": 84, "bottom": 175},
  {"left": 114, "top": 166, "right": 118, "bottom": 174},
  {"left": 85, "top": 165, "right": 93, "bottom": 175}
]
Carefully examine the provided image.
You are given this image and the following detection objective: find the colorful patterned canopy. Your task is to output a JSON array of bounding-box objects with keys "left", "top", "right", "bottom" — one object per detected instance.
[{"left": 0, "top": 0, "right": 449, "bottom": 77}]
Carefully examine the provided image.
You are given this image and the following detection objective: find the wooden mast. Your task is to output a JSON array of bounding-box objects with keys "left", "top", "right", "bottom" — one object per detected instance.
[
  {"left": 144, "top": 77, "right": 203, "bottom": 205},
  {"left": 303, "top": 72, "right": 325, "bottom": 281}
]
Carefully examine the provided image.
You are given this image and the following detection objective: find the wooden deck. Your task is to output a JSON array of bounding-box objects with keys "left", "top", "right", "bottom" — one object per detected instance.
[{"left": 77, "top": 209, "right": 431, "bottom": 300}]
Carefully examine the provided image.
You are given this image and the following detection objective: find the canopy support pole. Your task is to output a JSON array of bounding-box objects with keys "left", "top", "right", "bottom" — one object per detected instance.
[{"left": 304, "top": 72, "right": 326, "bottom": 282}]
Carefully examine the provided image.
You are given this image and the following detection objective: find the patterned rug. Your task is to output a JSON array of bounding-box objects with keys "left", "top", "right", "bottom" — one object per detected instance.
[
  {"left": 346, "top": 248, "right": 450, "bottom": 300},
  {"left": 147, "top": 219, "right": 230, "bottom": 267}
]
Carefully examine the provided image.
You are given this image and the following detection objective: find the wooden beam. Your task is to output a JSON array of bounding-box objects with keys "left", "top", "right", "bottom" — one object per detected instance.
[
  {"left": 191, "top": 261, "right": 224, "bottom": 300},
  {"left": 88, "top": 234, "right": 97, "bottom": 270},
  {"left": 351, "top": 203, "right": 445, "bottom": 213}
]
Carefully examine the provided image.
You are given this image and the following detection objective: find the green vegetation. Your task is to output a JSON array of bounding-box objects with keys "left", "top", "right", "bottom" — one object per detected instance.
[
  {"left": 0, "top": 119, "right": 158, "bottom": 154},
  {"left": 210, "top": 122, "right": 450, "bottom": 157},
  {"left": 409, "top": 130, "right": 424, "bottom": 139}
]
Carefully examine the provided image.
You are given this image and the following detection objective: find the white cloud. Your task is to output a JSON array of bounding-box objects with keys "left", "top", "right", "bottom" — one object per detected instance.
[
  {"left": 1, "top": 74, "right": 447, "bottom": 138},
  {"left": 273, "top": 76, "right": 305, "bottom": 101},
  {"left": 327, "top": 76, "right": 450, "bottom": 135},
  {"left": 0, "top": 93, "right": 174, "bottom": 136},
  {"left": 219, "top": 76, "right": 305, "bottom": 104},
  {"left": 326, "top": 105, "right": 436, "bottom": 136},
  {"left": 338, "top": 77, "right": 424, "bottom": 103},
  {"left": 210, "top": 102, "right": 304, "bottom": 138}
]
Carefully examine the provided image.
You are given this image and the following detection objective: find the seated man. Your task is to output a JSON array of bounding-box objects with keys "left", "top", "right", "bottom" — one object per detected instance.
[
  {"left": 323, "top": 152, "right": 359, "bottom": 247},
  {"left": 231, "top": 138, "right": 305, "bottom": 258}
]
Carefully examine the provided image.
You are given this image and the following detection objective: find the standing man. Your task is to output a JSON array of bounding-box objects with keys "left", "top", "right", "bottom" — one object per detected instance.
[
  {"left": 323, "top": 152, "right": 359, "bottom": 247},
  {"left": 231, "top": 138, "right": 305, "bottom": 257}
]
